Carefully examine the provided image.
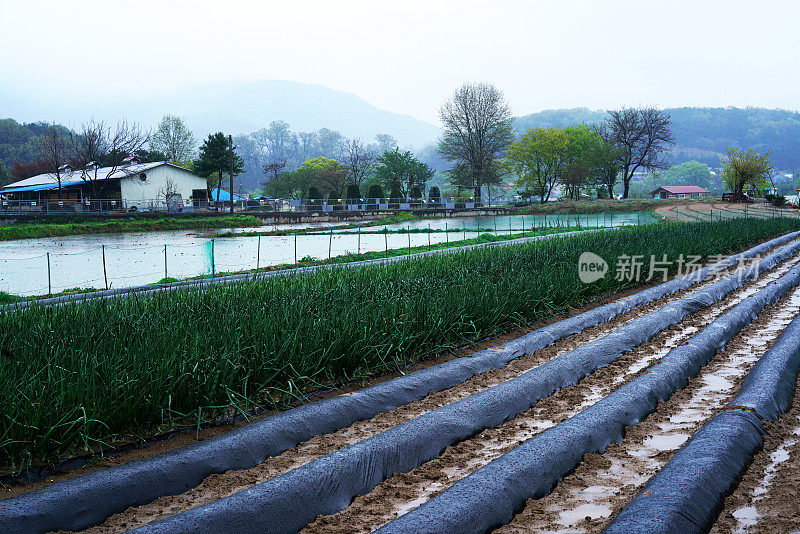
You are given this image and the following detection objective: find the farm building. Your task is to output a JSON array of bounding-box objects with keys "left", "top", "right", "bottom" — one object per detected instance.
[
  {"left": 650, "top": 185, "right": 710, "bottom": 199},
  {"left": 0, "top": 162, "right": 209, "bottom": 212}
]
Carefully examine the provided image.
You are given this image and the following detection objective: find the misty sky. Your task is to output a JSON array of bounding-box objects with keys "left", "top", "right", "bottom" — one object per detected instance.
[{"left": 2, "top": 0, "right": 799, "bottom": 124}]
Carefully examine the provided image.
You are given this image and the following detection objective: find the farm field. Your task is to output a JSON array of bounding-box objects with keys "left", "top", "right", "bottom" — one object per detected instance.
[{"left": 3, "top": 218, "right": 800, "bottom": 533}]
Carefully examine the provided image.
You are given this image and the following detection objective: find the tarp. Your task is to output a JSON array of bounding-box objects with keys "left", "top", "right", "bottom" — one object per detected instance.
[
  {"left": 603, "top": 313, "right": 800, "bottom": 534},
  {"left": 210, "top": 188, "right": 246, "bottom": 202}
]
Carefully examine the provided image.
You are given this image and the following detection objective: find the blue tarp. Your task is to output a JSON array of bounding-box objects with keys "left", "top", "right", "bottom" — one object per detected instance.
[
  {"left": 1, "top": 180, "right": 85, "bottom": 193},
  {"left": 210, "top": 188, "right": 246, "bottom": 202}
]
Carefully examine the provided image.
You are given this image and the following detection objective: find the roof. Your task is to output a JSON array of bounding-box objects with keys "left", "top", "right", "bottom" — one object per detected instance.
[
  {"left": 0, "top": 162, "right": 191, "bottom": 193},
  {"left": 210, "top": 188, "right": 246, "bottom": 202},
  {"left": 651, "top": 186, "right": 710, "bottom": 194}
]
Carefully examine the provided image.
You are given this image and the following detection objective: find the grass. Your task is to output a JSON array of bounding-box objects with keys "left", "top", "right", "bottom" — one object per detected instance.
[
  {"left": 511, "top": 198, "right": 717, "bottom": 215},
  {"left": 214, "top": 212, "right": 421, "bottom": 238},
  {"left": 1, "top": 218, "right": 799, "bottom": 470},
  {"left": 0, "top": 292, "right": 24, "bottom": 305},
  {"left": 0, "top": 215, "right": 262, "bottom": 241}
]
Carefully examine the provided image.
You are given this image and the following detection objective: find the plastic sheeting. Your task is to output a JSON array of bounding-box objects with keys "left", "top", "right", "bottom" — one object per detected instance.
[
  {"left": 2, "top": 232, "right": 798, "bottom": 534},
  {"left": 603, "top": 313, "right": 800, "bottom": 534},
  {"left": 376, "top": 265, "right": 800, "bottom": 534},
  {"left": 132, "top": 246, "right": 800, "bottom": 533}
]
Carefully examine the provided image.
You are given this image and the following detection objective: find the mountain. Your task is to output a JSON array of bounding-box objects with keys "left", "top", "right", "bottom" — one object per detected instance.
[
  {"left": 514, "top": 107, "right": 800, "bottom": 171},
  {"left": 0, "top": 80, "right": 440, "bottom": 148}
]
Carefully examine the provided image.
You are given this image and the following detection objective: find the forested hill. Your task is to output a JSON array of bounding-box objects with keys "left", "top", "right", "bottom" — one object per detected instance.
[{"left": 514, "top": 107, "right": 800, "bottom": 171}]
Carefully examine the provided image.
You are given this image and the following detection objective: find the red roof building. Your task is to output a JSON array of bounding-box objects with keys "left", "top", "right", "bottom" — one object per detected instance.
[{"left": 650, "top": 186, "right": 711, "bottom": 199}]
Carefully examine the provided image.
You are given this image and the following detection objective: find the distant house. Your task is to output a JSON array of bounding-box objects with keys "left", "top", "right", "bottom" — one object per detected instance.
[
  {"left": 0, "top": 162, "right": 209, "bottom": 211},
  {"left": 650, "top": 186, "right": 710, "bottom": 199}
]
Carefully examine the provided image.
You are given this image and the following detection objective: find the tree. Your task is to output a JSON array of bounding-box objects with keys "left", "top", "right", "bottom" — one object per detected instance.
[
  {"left": 590, "top": 127, "right": 623, "bottom": 199},
  {"left": 663, "top": 161, "right": 715, "bottom": 191},
  {"left": 560, "top": 125, "right": 603, "bottom": 201},
  {"left": 346, "top": 184, "right": 361, "bottom": 204},
  {"left": 0, "top": 161, "right": 12, "bottom": 187},
  {"left": 605, "top": 107, "right": 674, "bottom": 199},
  {"left": 505, "top": 127, "right": 569, "bottom": 203},
  {"left": 315, "top": 128, "right": 345, "bottom": 160},
  {"left": 428, "top": 186, "right": 441, "bottom": 204},
  {"left": 39, "top": 123, "right": 70, "bottom": 198},
  {"left": 374, "top": 148, "right": 431, "bottom": 197},
  {"left": 438, "top": 83, "right": 515, "bottom": 202},
  {"left": 11, "top": 161, "right": 53, "bottom": 180},
  {"left": 367, "top": 184, "right": 385, "bottom": 202},
  {"left": 134, "top": 148, "right": 169, "bottom": 163},
  {"left": 263, "top": 160, "right": 287, "bottom": 184},
  {"left": 70, "top": 119, "right": 149, "bottom": 197},
  {"left": 722, "top": 148, "right": 773, "bottom": 201},
  {"left": 343, "top": 138, "right": 375, "bottom": 187},
  {"left": 150, "top": 115, "right": 195, "bottom": 163},
  {"left": 374, "top": 134, "right": 398, "bottom": 155},
  {"left": 194, "top": 132, "right": 243, "bottom": 204}
]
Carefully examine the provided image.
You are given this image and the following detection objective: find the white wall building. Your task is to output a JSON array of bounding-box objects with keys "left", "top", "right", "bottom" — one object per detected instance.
[{"left": 1, "top": 162, "right": 209, "bottom": 211}]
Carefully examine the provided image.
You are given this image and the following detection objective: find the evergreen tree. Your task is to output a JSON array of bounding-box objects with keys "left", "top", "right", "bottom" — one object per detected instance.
[{"left": 195, "top": 132, "right": 244, "bottom": 204}]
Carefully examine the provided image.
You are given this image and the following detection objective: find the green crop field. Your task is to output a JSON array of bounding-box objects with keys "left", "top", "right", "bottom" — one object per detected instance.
[
  {"left": 1, "top": 218, "right": 799, "bottom": 470},
  {"left": 0, "top": 214, "right": 262, "bottom": 241}
]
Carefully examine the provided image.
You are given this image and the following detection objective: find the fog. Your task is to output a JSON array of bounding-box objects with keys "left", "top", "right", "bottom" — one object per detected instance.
[{"left": 1, "top": 0, "right": 798, "bottom": 123}]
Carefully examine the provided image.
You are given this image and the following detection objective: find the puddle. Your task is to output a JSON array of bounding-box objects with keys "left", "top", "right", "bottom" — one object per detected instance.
[
  {"left": 643, "top": 433, "right": 690, "bottom": 451},
  {"left": 733, "top": 506, "right": 759, "bottom": 528},
  {"left": 556, "top": 503, "right": 612, "bottom": 526}
]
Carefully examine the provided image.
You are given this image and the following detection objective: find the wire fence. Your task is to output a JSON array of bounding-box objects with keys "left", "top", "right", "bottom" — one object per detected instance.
[{"left": 0, "top": 209, "right": 715, "bottom": 298}]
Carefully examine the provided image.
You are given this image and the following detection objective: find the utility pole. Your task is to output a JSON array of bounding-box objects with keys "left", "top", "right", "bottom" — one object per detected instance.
[{"left": 228, "top": 135, "right": 235, "bottom": 214}]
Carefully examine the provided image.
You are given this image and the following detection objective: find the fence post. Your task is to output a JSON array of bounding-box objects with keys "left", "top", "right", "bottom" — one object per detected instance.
[
  {"left": 47, "top": 252, "right": 51, "bottom": 297},
  {"left": 445, "top": 222, "right": 449, "bottom": 244},
  {"left": 211, "top": 239, "right": 215, "bottom": 278},
  {"left": 330, "top": 229, "right": 334, "bottom": 260},
  {"left": 257, "top": 234, "right": 261, "bottom": 270},
  {"left": 384, "top": 227, "right": 387, "bottom": 253},
  {"left": 294, "top": 233, "right": 297, "bottom": 264},
  {"left": 428, "top": 223, "right": 431, "bottom": 250},
  {"left": 357, "top": 224, "right": 361, "bottom": 255},
  {"left": 494, "top": 217, "right": 498, "bottom": 236},
  {"left": 408, "top": 225, "right": 411, "bottom": 254},
  {"left": 164, "top": 244, "right": 168, "bottom": 281},
  {"left": 102, "top": 245, "right": 108, "bottom": 290}
]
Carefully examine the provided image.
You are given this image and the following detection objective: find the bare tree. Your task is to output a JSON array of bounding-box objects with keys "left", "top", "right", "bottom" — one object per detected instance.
[
  {"left": 438, "top": 83, "right": 515, "bottom": 202},
  {"left": 605, "top": 107, "right": 675, "bottom": 199},
  {"left": 151, "top": 115, "right": 196, "bottom": 163},
  {"left": 70, "top": 120, "right": 149, "bottom": 198},
  {"left": 157, "top": 177, "right": 180, "bottom": 211},
  {"left": 343, "top": 138, "right": 375, "bottom": 187},
  {"left": 263, "top": 160, "right": 287, "bottom": 186},
  {"left": 40, "top": 122, "right": 69, "bottom": 199}
]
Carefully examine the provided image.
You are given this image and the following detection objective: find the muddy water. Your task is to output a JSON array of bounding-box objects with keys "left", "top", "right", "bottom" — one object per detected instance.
[{"left": 0, "top": 212, "right": 656, "bottom": 296}]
